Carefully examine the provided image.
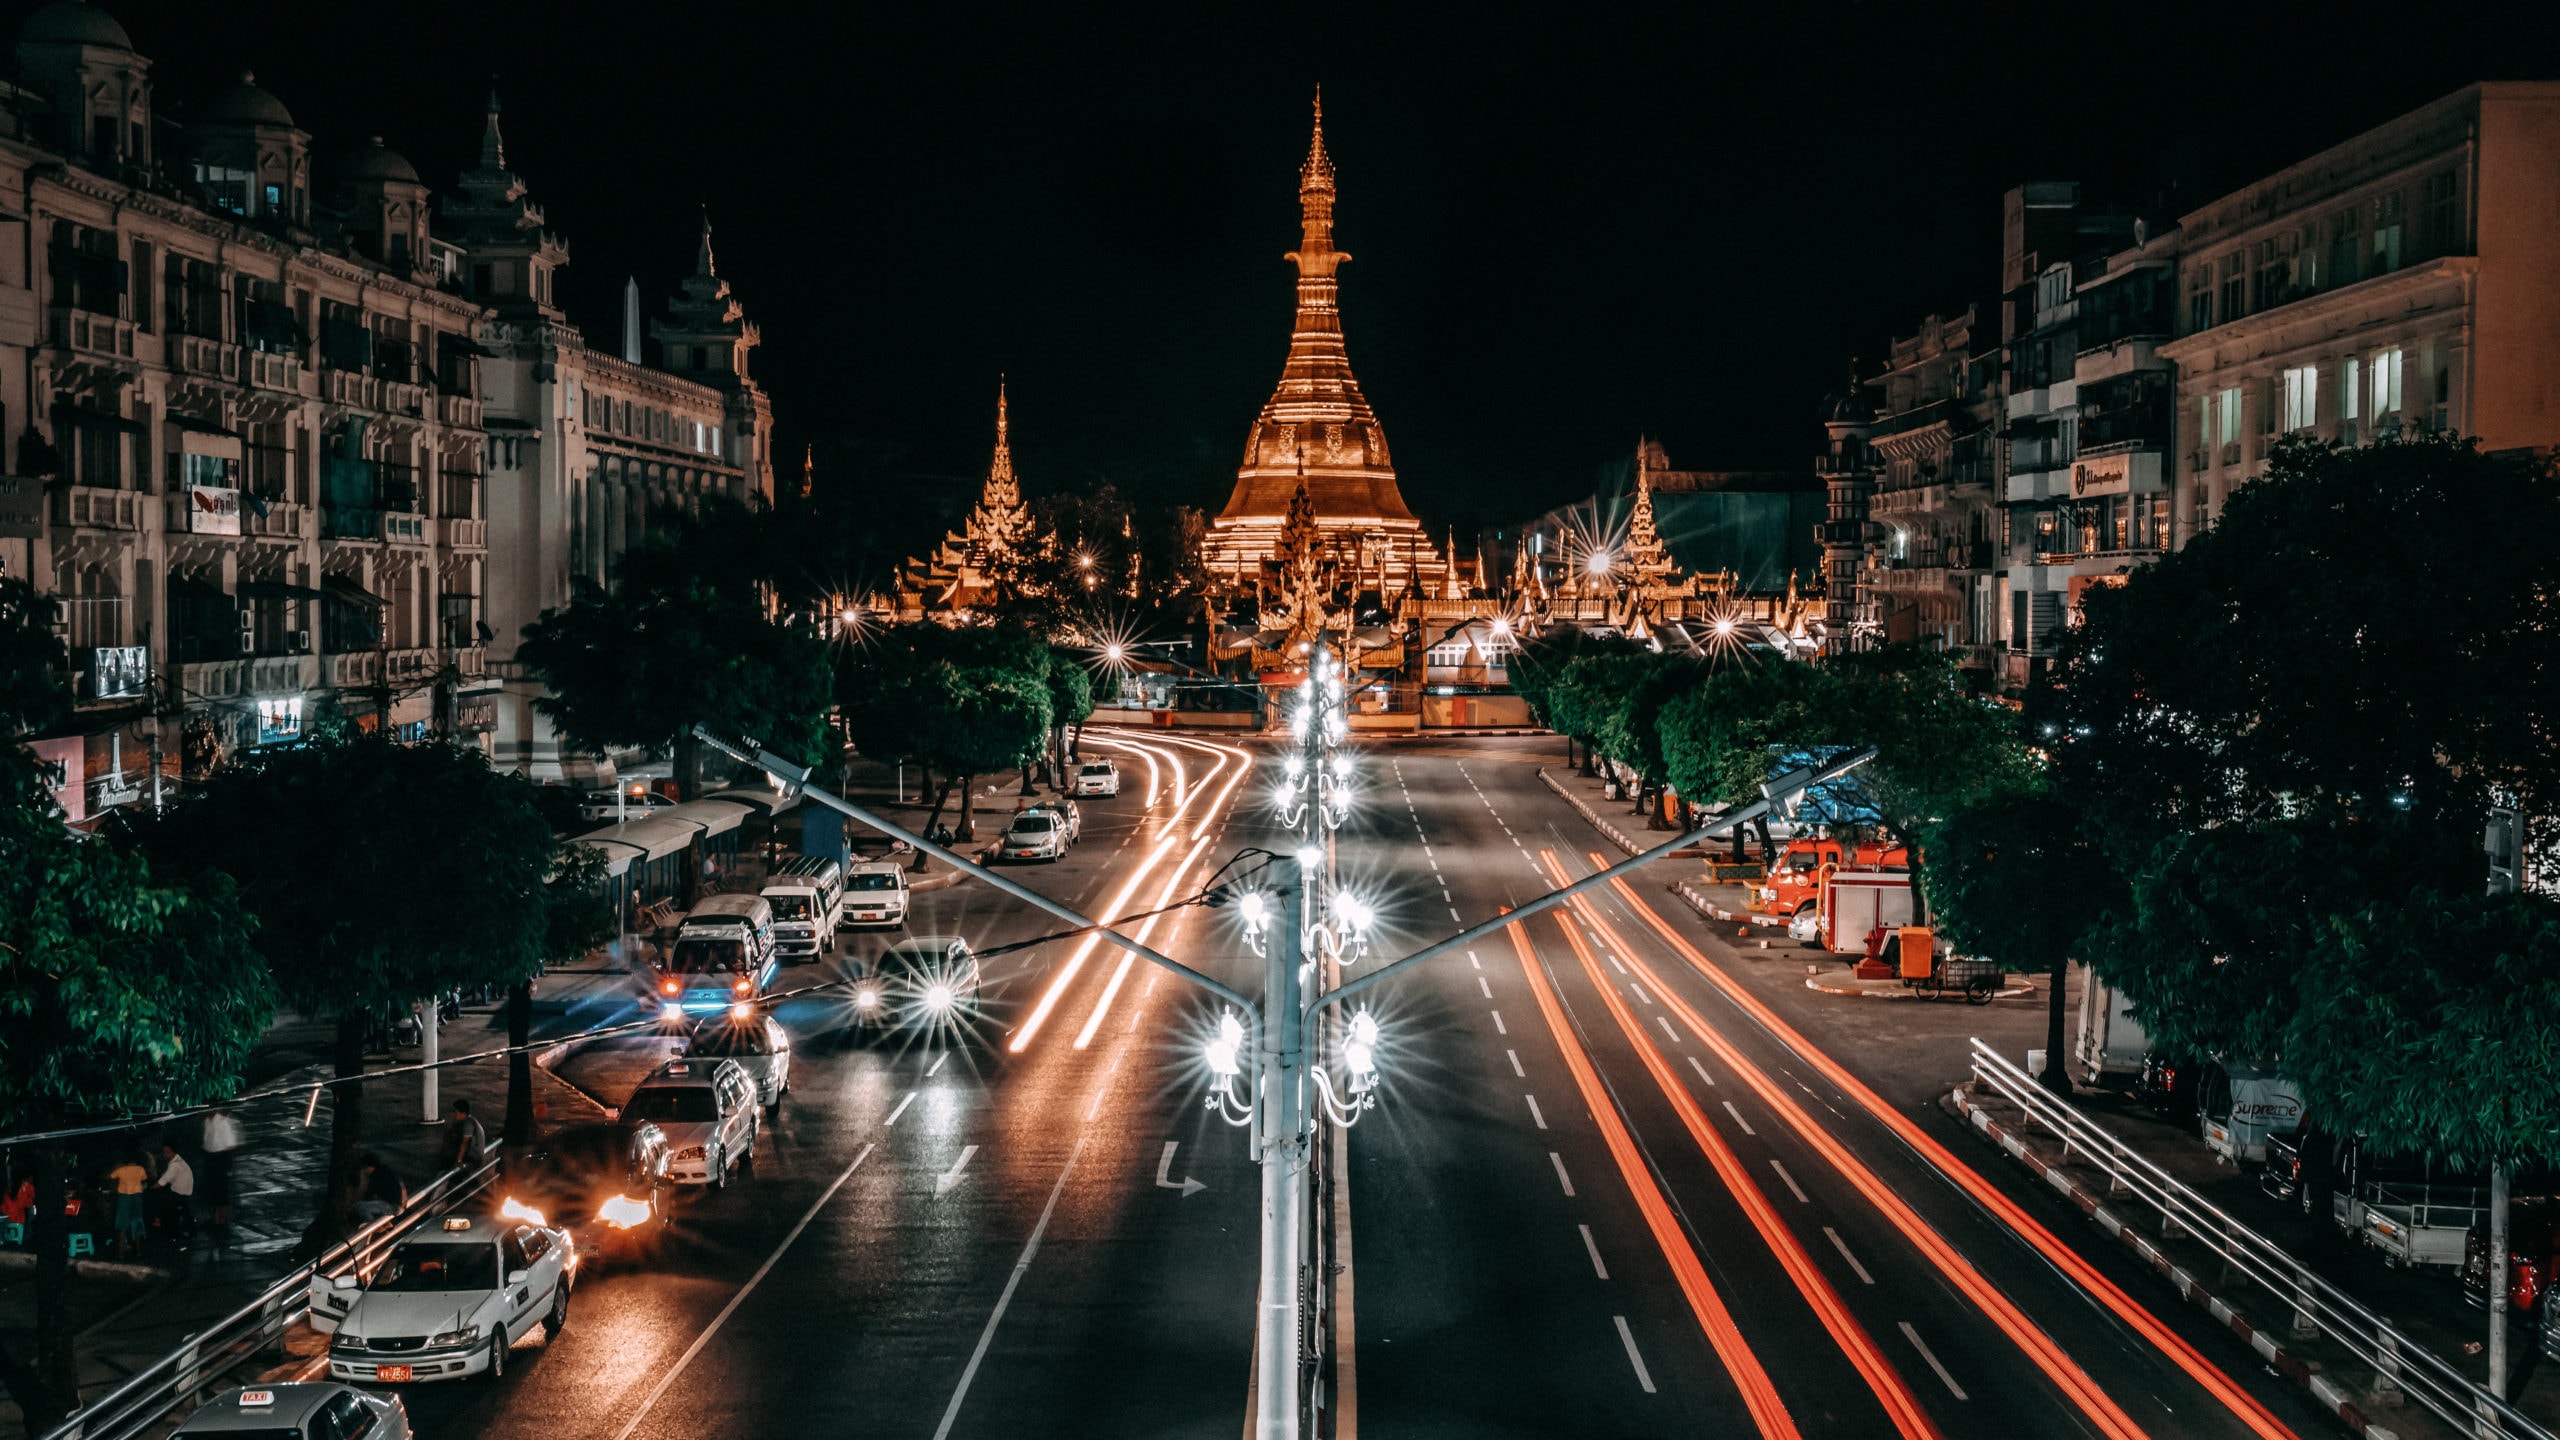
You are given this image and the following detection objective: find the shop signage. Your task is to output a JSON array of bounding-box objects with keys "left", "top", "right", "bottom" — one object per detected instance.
[
  {"left": 2071, "top": 454, "right": 2131, "bottom": 498},
  {"left": 86, "top": 645, "right": 148, "bottom": 700},
  {"left": 255, "top": 696, "right": 304, "bottom": 746},
  {"left": 455, "top": 695, "right": 499, "bottom": 733},
  {"left": 179, "top": 483, "right": 242, "bottom": 536}
]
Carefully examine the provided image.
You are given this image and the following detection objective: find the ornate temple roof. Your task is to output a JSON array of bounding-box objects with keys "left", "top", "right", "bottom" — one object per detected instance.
[{"left": 1215, "top": 90, "right": 1417, "bottom": 530}]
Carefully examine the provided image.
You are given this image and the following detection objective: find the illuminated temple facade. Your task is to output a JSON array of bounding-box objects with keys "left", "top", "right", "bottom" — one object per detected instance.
[
  {"left": 883, "top": 385, "right": 1035, "bottom": 620},
  {"left": 1201, "top": 96, "right": 1458, "bottom": 597}
]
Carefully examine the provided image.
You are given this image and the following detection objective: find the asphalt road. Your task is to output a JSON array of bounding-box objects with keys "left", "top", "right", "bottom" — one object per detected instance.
[{"left": 340, "top": 732, "right": 2344, "bottom": 1440}]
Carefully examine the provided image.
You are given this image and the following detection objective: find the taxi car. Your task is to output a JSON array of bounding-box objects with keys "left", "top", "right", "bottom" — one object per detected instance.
[
  {"left": 309, "top": 1212, "right": 574, "bottom": 1383},
  {"left": 686, "top": 1012, "right": 793, "bottom": 1110},
  {"left": 504, "top": 1123, "right": 675, "bottom": 1265},
  {"left": 999, "top": 811, "right": 1067, "bottom": 862},
  {"left": 622, "top": 1057, "right": 761, "bottom": 1187},
  {"left": 1070, "top": 759, "right": 1121, "bottom": 797},
  {"left": 174, "top": 1383, "right": 409, "bottom": 1440},
  {"left": 842, "top": 860, "right": 911, "bottom": 929}
]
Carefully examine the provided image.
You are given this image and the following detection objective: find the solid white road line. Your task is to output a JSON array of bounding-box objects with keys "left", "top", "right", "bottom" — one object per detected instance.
[
  {"left": 1720, "top": 1100, "right": 1755, "bottom": 1136},
  {"left": 934, "top": 1139, "right": 1090, "bottom": 1438},
  {"left": 1769, "top": 1160, "right": 1809, "bottom": 1203},
  {"left": 1899, "top": 1321, "right": 1968, "bottom": 1400},
  {"left": 609, "top": 1142, "right": 877, "bottom": 1440},
  {"left": 1525, "top": 1094, "right": 1548, "bottom": 1130},
  {"left": 1823, "top": 1227, "right": 1875, "bottom": 1284},
  {"left": 1549, "top": 1151, "right": 1575, "bottom": 1196},
  {"left": 1507, "top": 1049, "right": 1525, "bottom": 1078},
  {"left": 884, "top": 1091, "right": 916, "bottom": 1127},
  {"left": 1613, "top": 1316, "right": 1658, "bottom": 1394},
  {"left": 1578, "top": 1223, "right": 1610, "bottom": 1279},
  {"left": 1687, "top": 1056, "right": 1715, "bottom": 1086}
]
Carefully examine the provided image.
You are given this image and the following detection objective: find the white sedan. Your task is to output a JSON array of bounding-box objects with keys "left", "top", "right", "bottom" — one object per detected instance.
[
  {"left": 310, "top": 1212, "right": 574, "bottom": 1383},
  {"left": 686, "top": 1012, "right": 793, "bottom": 1109}
]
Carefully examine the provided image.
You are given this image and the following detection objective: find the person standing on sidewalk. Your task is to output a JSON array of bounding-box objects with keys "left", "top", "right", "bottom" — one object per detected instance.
[
  {"left": 199, "top": 1105, "right": 242, "bottom": 1248},
  {"left": 105, "top": 1151, "right": 150, "bottom": 1258},
  {"left": 443, "top": 1100, "right": 487, "bottom": 1174},
  {"left": 151, "top": 1141, "right": 195, "bottom": 1249}
]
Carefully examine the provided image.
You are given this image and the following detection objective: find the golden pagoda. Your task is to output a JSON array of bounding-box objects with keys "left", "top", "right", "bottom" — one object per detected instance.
[
  {"left": 1203, "top": 91, "right": 1440, "bottom": 582},
  {"left": 885, "top": 383, "right": 1040, "bottom": 619}
]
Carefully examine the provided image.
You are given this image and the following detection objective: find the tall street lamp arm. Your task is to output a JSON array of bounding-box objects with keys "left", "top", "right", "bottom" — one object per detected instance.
[
  {"left": 691, "top": 726, "right": 1261, "bottom": 1016},
  {"left": 1307, "top": 747, "right": 1877, "bottom": 1023}
]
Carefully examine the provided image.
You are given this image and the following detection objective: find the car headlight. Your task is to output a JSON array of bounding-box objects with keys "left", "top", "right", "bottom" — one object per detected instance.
[
  {"left": 672, "top": 1145, "right": 707, "bottom": 1162},
  {"left": 924, "top": 983, "right": 955, "bottom": 1011},
  {"left": 855, "top": 987, "right": 882, "bottom": 1009},
  {"left": 429, "top": 1324, "right": 481, "bottom": 1348},
  {"left": 331, "top": 1334, "right": 367, "bottom": 1354}
]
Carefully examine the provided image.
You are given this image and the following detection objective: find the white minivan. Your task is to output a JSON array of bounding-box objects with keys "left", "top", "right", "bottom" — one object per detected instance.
[{"left": 760, "top": 856, "right": 843, "bottom": 958}]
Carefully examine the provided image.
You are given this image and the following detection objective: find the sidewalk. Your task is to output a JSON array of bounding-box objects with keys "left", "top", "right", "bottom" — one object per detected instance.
[
  {"left": 0, "top": 967, "right": 630, "bottom": 1439},
  {"left": 1951, "top": 1073, "right": 2560, "bottom": 1438}
]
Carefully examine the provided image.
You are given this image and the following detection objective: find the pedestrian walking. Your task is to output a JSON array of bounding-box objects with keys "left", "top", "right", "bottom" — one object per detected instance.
[
  {"left": 443, "top": 1100, "right": 487, "bottom": 1174},
  {"left": 151, "top": 1141, "right": 195, "bottom": 1248},
  {"left": 200, "top": 1105, "right": 241, "bottom": 1246},
  {"left": 105, "top": 1152, "right": 149, "bottom": 1258}
]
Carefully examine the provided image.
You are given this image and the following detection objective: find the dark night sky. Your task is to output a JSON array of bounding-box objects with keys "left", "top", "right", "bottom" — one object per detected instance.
[{"left": 68, "top": 1, "right": 2560, "bottom": 538}]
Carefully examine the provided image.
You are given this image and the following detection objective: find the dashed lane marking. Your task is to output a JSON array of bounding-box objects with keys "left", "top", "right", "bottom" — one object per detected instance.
[
  {"left": 1824, "top": 1227, "right": 1875, "bottom": 1285},
  {"left": 1580, "top": 1224, "right": 1611, "bottom": 1279},
  {"left": 1614, "top": 1316, "right": 1658, "bottom": 1394},
  {"left": 1899, "top": 1322, "right": 1968, "bottom": 1400},
  {"left": 1526, "top": 1094, "right": 1548, "bottom": 1129},
  {"left": 1770, "top": 1160, "right": 1808, "bottom": 1203},
  {"left": 1721, "top": 1100, "right": 1755, "bottom": 1136},
  {"left": 1507, "top": 1049, "right": 1525, "bottom": 1078},
  {"left": 1550, "top": 1151, "right": 1575, "bottom": 1196}
]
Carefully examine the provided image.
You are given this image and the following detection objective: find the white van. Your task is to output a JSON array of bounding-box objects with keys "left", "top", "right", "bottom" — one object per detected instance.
[
  {"left": 760, "top": 856, "right": 843, "bottom": 958},
  {"left": 652, "top": 894, "right": 777, "bottom": 1016},
  {"left": 841, "top": 860, "right": 909, "bottom": 929}
]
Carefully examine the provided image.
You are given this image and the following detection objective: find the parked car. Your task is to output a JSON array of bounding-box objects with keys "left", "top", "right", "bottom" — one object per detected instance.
[
  {"left": 621, "top": 1057, "right": 761, "bottom": 1188},
  {"left": 309, "top": 1212, "right": 573, "bottom": 1383},
  {"left": 578, "top": 789, "right": 676, "bottom": 824},
  {"left": 175, "top": 1384, "right": 410, "bottom": 1440},
  {"left": 686, "top": 1012, "right": 793, "bottom": 1110},
  {"left": 1071, "top": 759, "right": 1121, "bottom": 797},
  {"left": 841, "top": 861, "right": 910, "bottom": 929},
  {"left": 1024, "top": 797, "right": 1081, "bottom": 844},
  {"left": 2465, "top": 1197, "right": 2560, "bottom": 1323},
  {"left": 845, "top": 936, "right": 983, "bottom": 1034},
  {"left": 2133, "top": 1051, "right": 2199, "bottom": 1119},
  {"left": 502, "top": 1123, "right": 674, "bottom": 1266},
  {"left": 1000, "top": 811, "right": 1068, "bottom": 862},
  {"left": 2195, "top": 1059, "right": 2304, "bottom": 1163}
]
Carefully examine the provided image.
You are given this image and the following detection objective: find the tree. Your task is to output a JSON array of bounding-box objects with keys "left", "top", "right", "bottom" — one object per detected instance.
[
  {"left": 0, "top": 577, "right": 71, "bottom": 805},
  {"left": 517, "top": 519, "right": 834, "bottom": 805},
  {"left": 506, "top": 845, "right": 618, "bottom": 1150},
  {"left": 1044, "top": 647, "right": 1096, "bottom": 779},
  {"left": 1658, "top": 659, "right": 1842, "bottom": 858},
  {"left": 139, "top": 734, "right": 557, "bottom": 1243},
  {"left": 1511, "top": 629, "right": 1640, "bottom": 771},
  {"left": 1594, "top": 655, "right": 1709, "bottom": 825},
  {"left": 0, "top": 804, "right": 269, "bottom": 1426},
  {"left": 837, "top": 622, "right": 1055, "bottom": 840},
  {"left": 942, "top": 670, "right": 1052, "bottom": 840},
  {"left": 1923, "top": 792, "right": 2126, "bottom": 1094},
  {"left": 1821, "top": 644, "right": 2034, "bottom": 838}
]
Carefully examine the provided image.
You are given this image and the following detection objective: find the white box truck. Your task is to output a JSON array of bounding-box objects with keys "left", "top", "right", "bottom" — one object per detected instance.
[{"left": 2074, "top": 974, "right": 2150, "bottom": 1087}]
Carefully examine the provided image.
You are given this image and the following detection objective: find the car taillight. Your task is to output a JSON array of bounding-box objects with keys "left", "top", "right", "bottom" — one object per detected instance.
[{"left": 660, "top": 979, "right": 680, "bottom": 996}]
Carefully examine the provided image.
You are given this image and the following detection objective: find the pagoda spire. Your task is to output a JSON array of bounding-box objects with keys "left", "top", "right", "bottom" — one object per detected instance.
[
  {"left": 479, "top": 84, "right": 505, "bottom": 169},
  {"left": 966, "top": 381, "right": 1031, "bottom": 566}
]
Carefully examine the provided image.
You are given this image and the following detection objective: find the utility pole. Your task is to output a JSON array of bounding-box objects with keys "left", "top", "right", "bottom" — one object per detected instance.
[
  {"left": 2486, "top": 794, "right": 2523, "bottom": 1400},
  {"left": 1257, "top": 851, "right": 1307, "bottom": 1440}
]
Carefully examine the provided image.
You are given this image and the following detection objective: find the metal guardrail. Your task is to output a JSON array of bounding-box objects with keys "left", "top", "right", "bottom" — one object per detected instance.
[
  {"left": 1968, "top": 1039, "right": 2551, "bottom": 1440},
  {"left": 42, "top": 1157, "right": 502, "bottom": 1440}
]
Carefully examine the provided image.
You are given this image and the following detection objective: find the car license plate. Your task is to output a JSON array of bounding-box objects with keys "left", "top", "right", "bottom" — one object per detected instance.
[{"left": 375, "top": 1364, "right": 413, "bottom": 1382}]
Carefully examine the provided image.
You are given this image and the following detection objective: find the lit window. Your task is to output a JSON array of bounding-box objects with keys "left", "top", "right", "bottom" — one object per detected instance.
[
  {"left": 2339, "top": 358, "right": 2359, "bottom": 421},
  {"left": 2217, "top": 386, "right": 2243, "bottom": 447},
  {"left": 2281, "top": 366, "right": 2318, "bottom": 431},
  {"left": 2371, "top": 348, "right": 2403, "bottom": 417}
]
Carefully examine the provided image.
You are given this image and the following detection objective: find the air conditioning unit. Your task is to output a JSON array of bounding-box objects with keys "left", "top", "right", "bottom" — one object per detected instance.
[
  {"left": 285, "top": 629, "right": 310, "bottom": 653},
  {"left": 240, "top": 612, "right": 258, "bottom": 653}
]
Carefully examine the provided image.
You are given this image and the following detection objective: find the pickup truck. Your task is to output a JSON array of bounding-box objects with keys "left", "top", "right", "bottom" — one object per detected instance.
[{"left": 2276, "top": 1130, "right": 2491, "bottom": 1270}]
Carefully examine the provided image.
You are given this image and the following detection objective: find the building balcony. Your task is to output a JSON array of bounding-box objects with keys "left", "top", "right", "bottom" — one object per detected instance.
[
  {"left": 323, "top": 368, "right": 431, "bottom": 417},
  {"left": 247, "top": 350, "right": 302, "bottom": 392},
  {"left": 321, "top": 507, "right": 428, "bottom": 544},
  {"left": 245, "top": 499, "right": 307, "bottom": 540},
  {"left": 436, "top": 393, "right": 482, "bottom": 428},
  {"left": 323, "top": 646, "right": 453, "bottom": 691},
  {"left": 168, "top": 333, "right": 244, "bottom": 383},
  {"left": 48, "top": 308, "right": 135, "bottom": 363},
  {"left": 181, "top": 653, "right": 314, "bottom": 702},
  {"left": 443, "top": 517, "right": 486, "bottom": 550},
  {"left": 53, "top": 485, "right": 143, "bottom": 531}
]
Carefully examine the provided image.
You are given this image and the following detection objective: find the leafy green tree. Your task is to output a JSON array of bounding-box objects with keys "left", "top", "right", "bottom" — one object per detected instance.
[
  {"left": 0, "top": 577, "right": 70, "bottom": 806},
  {"left": 1658, "top": 660, "right": 1843, "bottom": 857},
  {"left": 1821, "top": 644, "right": 2034, "bottom": 836},
  {"left": 1044, "top": 647, "right": 1096, "bottom": 778},
  {"left": 1595, "top": 655, "right": 1709, "bottom": 825},
  {"left": 1923, "top": 792, "right": 2126, "bottom": 1094},
  {"left": 0, "top": 803, "right": 269, "bottom": 1425},
  {"left": 942, "top": 670, "right": 1052, "bottom": 840},
  {"left": 140, "top": 734, "right": 557, "bottom": 1242},
  {"left": 837, "top": 622, "right": 1055, "bottom": 839},
  {"left": 1511, "top": 629, "right": 1641, "bottom": 772}
]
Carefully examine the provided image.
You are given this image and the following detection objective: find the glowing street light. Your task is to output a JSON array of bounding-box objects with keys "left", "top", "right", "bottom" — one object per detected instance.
[{"left": 1587, "top": 550, "right": 1613, "bottom": 575}]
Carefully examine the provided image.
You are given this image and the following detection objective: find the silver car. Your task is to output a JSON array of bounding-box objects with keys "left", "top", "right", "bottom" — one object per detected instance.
[
  {"left": 175, "top": 1383, "right": 409, "bottom": 1440},
  {"left": 685, "top": 1013, "right": 793, "bottom": 1110}
]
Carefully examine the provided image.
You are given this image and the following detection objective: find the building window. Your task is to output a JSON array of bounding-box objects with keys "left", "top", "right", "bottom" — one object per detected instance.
[
  {"left": 320, "top": 301, "right": 371, "bottom": 372},
  {"left": 2187, "top": 265, "right": 2214, "bottom": 331},
  {"left": 50, "top": 222, "right": 123, "bottom": 317},
  {"left": 2217, "top": 384, "right": 2243, "bottom": 463},
  {"left": 2370, "top": 348, "right": 2403, "bottom": 421},
  {"left": 90, "top": 114, "right": 119, "bottom": 164},
  {"left": 2252, "top": 237, "right": 2291, "bottom": 312},
  {"left": 165, "top": 255, "right": 225, "bottom": 339},
  {"left": 2372, "top": 192, "right": 2404, "bottom": 274},
  {"left": 2328, "top": 207, "right": 2362, "bottom": 289},
  {"left": 2281, "top": 365, "right": 2319, "bottom": 431},
  {"left": 2423, "top": 170, "right": 2460, "bottom": 256},
  {"left": 2218, "top": 252, "right": 2247, "bottom": 324}
]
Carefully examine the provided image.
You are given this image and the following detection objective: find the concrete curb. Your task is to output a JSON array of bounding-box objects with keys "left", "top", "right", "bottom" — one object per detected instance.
[
  {"left": 0, "top": 1250, "right": 171, "bottom": 1283},
  {"left": 1672, "top": 878, "right": 1790, "bottom": 928},
  {"left": 1946, "top": 1086, "right": 2406, "bottom": 1440},
  {"left": 1385, "top": 729, "right": 1554, "bottom": 739},
  {"left": 1537, "top": 768, "right": 1643, "bottom": 857},
  {"left": 1804, "top": 976, "right": 2035, "bottom": 1001}
]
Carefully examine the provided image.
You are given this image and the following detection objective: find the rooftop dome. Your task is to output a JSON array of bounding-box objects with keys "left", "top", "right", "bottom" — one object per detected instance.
[
  {"left": 198, "top": 71, "right": 294, "bottom": 128},
  {"left": 344, "top": 136, "right": 419, "bottom": 184},
  {"left": 19, "top": 1, "right": 132, "bottom": 49}
]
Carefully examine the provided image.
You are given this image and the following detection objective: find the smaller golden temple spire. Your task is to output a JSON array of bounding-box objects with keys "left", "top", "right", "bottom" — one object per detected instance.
[{"left": 1301, "top": 86, "right": 1335, "bottom": 195}]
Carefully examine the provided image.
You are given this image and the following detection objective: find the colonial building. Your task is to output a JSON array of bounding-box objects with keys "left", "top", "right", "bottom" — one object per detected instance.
[
  {"left": 451, "top": 91, "right": 778, "bottom": 777},
  {"left": 0, "top": 1, "right": 773, "bottom": 816},
  {"left": 2162, "top": 83, "right": 2560, "bottom": 530}
]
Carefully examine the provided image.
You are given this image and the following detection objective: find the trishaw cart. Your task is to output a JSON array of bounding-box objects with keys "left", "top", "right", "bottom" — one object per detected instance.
[{"left": 1886, "top": 926, "right": 2004, "bottom": 1004}]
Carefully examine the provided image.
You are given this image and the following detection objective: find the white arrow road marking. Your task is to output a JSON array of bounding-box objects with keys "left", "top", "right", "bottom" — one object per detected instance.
[
  {"left": 1155, "top": 1141, "right": 1207, "bottom": 1197},
  {"left": 936, "top": 1145, "right": 980, "bottom": 1196}
]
